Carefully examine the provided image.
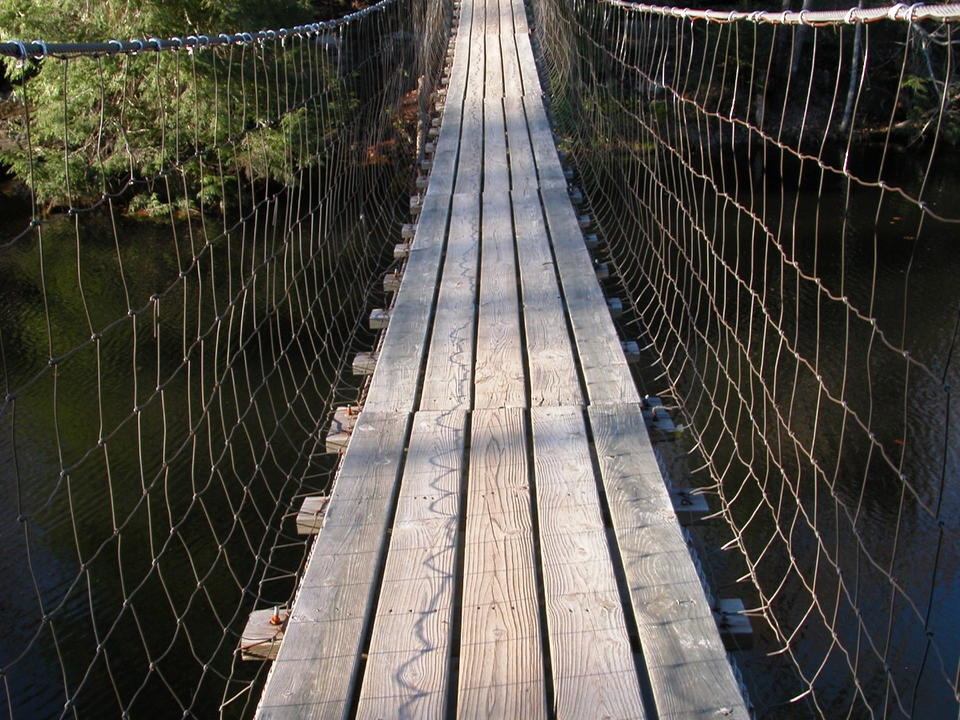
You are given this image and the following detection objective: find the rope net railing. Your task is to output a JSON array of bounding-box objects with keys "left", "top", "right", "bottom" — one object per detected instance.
[
  {"left": 0, "top": 0, "right": 450, "bottom": 716},
  {"left": 531, "top": 0, "right": 960, "bottom": 717}
]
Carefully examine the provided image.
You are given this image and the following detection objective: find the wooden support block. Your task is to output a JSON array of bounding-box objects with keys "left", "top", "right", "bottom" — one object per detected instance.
[
  {"left": 431, "top": 116, "right": 442, "bottom": 128},
  {"left": 420, "top": 158, "right": 433, "bottom": 171},
  {"left": 641, "top": 395, "right": 679, "bottom": 439},
  {"left": 352, "top": 352, "right": 378, "bottom": 376},
  {"left": 671, "top": 488, "right": 710, "bottom": 525},
  {"left": 424, "top": 142, "right": 436, "bottom": 154},
  {"left": 606, "top": 297, "right": 623, "bottom": 319},
  {"left": 713, "top": 598, "right": 754, "bottom": 651},
  {"left": 564, "top": 167, "right": 575, "bottom": 181},
  {"left": 595, "top": 262, "right": 610, "bottom": 281},
  {"left": 394, "top": 242, "right": 411, "bottom": 260},
  {"left": 436, "top": 87, "right": 447, "bottom": 98},
  {"left": 428, "top": 126, "right": 440, "bottom": 139},
  {"left": 578, "top": 214, "right": 591, "bottom": 229},
  {"left": 409, "top": 195, "right": 423, "bottom": 214},
  {"left": 325, "top": 405, "right": 361, "bottom": 454},
  {"left": 401, "top": 223, "right": 416, "bottom": 239},
  {"left": 369, "top": 308, "right": 391, "bottom": 330},
  {"left": 621, "top": 340, "right": 640, "bottom": 363},
  {"left": 416, "top": 175, "right": 429, "bottom": 190},
  {"left": 295, "top": 495, "right": 330, "bottom": 535},
  {"left": 584, "top": 233, "right": 599, "bottom": 250},
  {"left": 569, "top": 187, "right": 584, "bottom": 204},
  {"left": 383, "top": 270, "right": 402, "bottom": 293},
  {"left": 240, "top": 607, "right": 288, "bottom": 661}
]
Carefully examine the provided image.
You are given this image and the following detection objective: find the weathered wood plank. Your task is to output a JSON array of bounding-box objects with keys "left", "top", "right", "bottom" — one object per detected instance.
[
  {"left": 458, "top": 408, "right": 547, "bottom": 720},
  {"left": 588, "top": 403, "right": 749, "bottom": 720},
  {"left": 485, "top": 29, "right": 503, "bottom": 101},
  {"left": 540, "top": 186, "right": 640, "bottom": 405},
  {"left": 504, "top": 97, "right": 538, "bottom": 193},
  {"left": 512, "top": 194, "right": 582, "bottom": 406},
  {"left": 257, "top": 412, "right": 411, "bottom": 719},
  {"left": 363, "top": 239, "right": 446, "bottom": 413},
  {"left": 420, "top": 193, "right": 480, "bottom": 411},
  {"left": 455, "top": 0, "right": 484, "bottom": 197},
  {"left": 475, "top": 192, "right": 526, "bottom": 409},
  {"left": 514, "top": 32, "right": 541, "bottom": 99},
  {"left": 511, "top": 0, "right": 529, "bottom": 35},
  {"left": 531, "top": 407, "right": 646, "bottom": 720},
  {"left": 500, "top": 33, "right": 524, "bottom": 105},
  {"left": 519, "top": 86, "right": 568, "bottom": 189},
  {"left": 356, "top": 411, "right": 467, "bottom": 719},
  {"left": 484, "top": 99, "right": 510, "bottom": 195}
]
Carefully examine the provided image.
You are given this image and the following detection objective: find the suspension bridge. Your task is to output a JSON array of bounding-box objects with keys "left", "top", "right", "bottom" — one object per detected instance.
[{"left": 1, "top": 0, "right": 959, "bottom": 718}]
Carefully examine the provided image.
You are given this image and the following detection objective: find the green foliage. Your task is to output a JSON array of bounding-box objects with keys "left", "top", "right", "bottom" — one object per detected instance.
[{"left": 0, "top": 0, "right": 348, "bottom": 209}]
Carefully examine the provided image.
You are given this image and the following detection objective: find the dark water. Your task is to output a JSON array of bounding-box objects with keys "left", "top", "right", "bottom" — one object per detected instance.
[
  {"left": 587, "top": 142, "right": 960, "bottom": 718},
  {"left": 0, "top": 189, "right": 389, "bottom": 717}
]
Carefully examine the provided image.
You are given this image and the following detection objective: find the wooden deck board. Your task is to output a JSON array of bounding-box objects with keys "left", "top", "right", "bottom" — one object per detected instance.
[
  {"left": 540, "top": 185, "right": 641, "bottom": 405},
  {"left": 589, "top": 403, "right": 749, "bottom": 719},
  {"left": 258, "top": 412, "right": 411, "bottom": 718},
  {"left": 420, "top": 194, "right": 480, "bottom": 411},
  {"left": 458, "top": 408, "right": 547, "bottom": 720},
  {"left": 474, "top": 192, "right": 525, "bottom": 409},
  {"left": 512, "top": 194, "right": 582, "bottom": 406},
  {"left": 355, "top": 411, "right": 467, "bottom": 720},
  {"left": 531, "top": 406, "right": 647, "bottom": 720},
  {"left": 257, "top": 0, "right": 747, "bottom": 715}
]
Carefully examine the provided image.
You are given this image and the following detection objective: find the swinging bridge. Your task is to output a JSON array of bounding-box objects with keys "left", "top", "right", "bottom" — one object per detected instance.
[{"left": 1, "top": 0, "right": 959, "bottom": 718}]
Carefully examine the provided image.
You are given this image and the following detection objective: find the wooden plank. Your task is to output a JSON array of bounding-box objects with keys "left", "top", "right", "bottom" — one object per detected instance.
[
  {"left": 257, "top": 412, "right": 411, "bottom": 719},
  {"left": 503, "top": 96, "right": 537, "bottom": 193},
  {"left": 484, "top": 99, "right": 510, "bottom": 195},
  {"left": 511, "top": 0, "right": 529, "bottom": 35},
  {"left": 514, "top": 33, "right": 541, "bottom": 98},
  {"left": 531, "top": 406, "right": 646, "bottom": 719},
  {"left": 420, "top": 193, "right": 480, "bottom": 411},
  {"left": 500, "top": 31, "right": 524, "bottom": 101},
  {"left": 454, "top": 0, "right": 484, "bottom": 197},
  {"left": 588, "top": 403, "right": 749, "bottom": 720},
  {"left": 430, "top": 0, "right": 474, "bottom": 195},
  {"left": 363, "top": 238, "right": 446, "bottom": 412},
  {"left": 540, "top": 186, "right": 640, "bottom": 405},
  {"left": 356, "top": 411, "right": 467, "bottom": 719},
  {"left": 520, "top": 90, "right": 568, "bottom": 190},
  {"left": 512, "top": 194, "right": 582, "bottom": 406},
  {"left": 458, "top": 408, "right": 547, "bottom": 720},
  {"left": 485, "top": 25, "right": 504, "bottom": 100},
  {"left": 475, "top": 192, "right": 526, "bottom": 409}
]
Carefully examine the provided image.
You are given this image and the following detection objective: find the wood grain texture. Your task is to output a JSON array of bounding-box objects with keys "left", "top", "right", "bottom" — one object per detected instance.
[
  {"left": 458, "top": 408, "right": 547, "bottom": 720},
  {"left": 511, "top": 0, "right": 529, "bottom": 35},
  {"left": 356, "top": 411, "right": 467, "bottom": 720},
  {"left": 531, "top": 407, "right": 646, "bottom": 720},
  {"left": 454, "top": 0, "right": 484, "bottom": 197},
  {"left": 363, "top": 236, "right": 446, "bottom": 412},
  {"left": 518, "top": 79, "right": 568, "bottom": 189},
  {"left": 475, "top": 192, "right": 526, "bottom": 409},
  {"left": 257, "top": 412, "right": 411, "bottom": 719},
  {"left": 512, "top": 195, "right": 582, "bottom": 406},
  {"left": 539, "top": 186, "right": 640, "bottom": 405},
  {"left": 504, "top": 97, "right": 538, "bottom": 193},
  {"left": 588, "top": 403, "right": 748, "bottom": 720},
  {"left": 421, "top": 194, "right": 480, "bottom": 411}
]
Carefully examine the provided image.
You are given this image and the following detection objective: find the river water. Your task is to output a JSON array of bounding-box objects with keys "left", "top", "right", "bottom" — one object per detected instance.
[
  {"left": 600, "top": 142, "right": 960, "bottom": 719},
  {"left": 0, "top": 185, "right": 393, "bottom": 717}
]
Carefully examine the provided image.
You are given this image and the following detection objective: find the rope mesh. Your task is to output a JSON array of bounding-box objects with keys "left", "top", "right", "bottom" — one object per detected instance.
[
  {"left": 531, "top": 1, "right": 959, "bottom": 717},
  {"left": 0, "top": 1, "right": 450, "bottom": 716}
]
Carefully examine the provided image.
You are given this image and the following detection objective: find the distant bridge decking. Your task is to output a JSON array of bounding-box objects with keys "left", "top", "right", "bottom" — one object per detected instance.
[{"left": 254, "top": 0, "right": 747, "bottom": 715}]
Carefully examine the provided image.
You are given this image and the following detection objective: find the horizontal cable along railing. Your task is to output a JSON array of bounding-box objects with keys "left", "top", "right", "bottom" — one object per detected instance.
[
  {"left": 531, "top": 0, "right": 960, "bottom": 718},
  {"left": 0, "top": 0, "right": 450, "bottom": 717}
]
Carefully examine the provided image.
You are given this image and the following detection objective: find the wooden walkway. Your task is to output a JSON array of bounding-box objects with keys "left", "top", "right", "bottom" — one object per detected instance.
[{"left": 256, "top": 0, "right": 747, "bottom": 716}]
